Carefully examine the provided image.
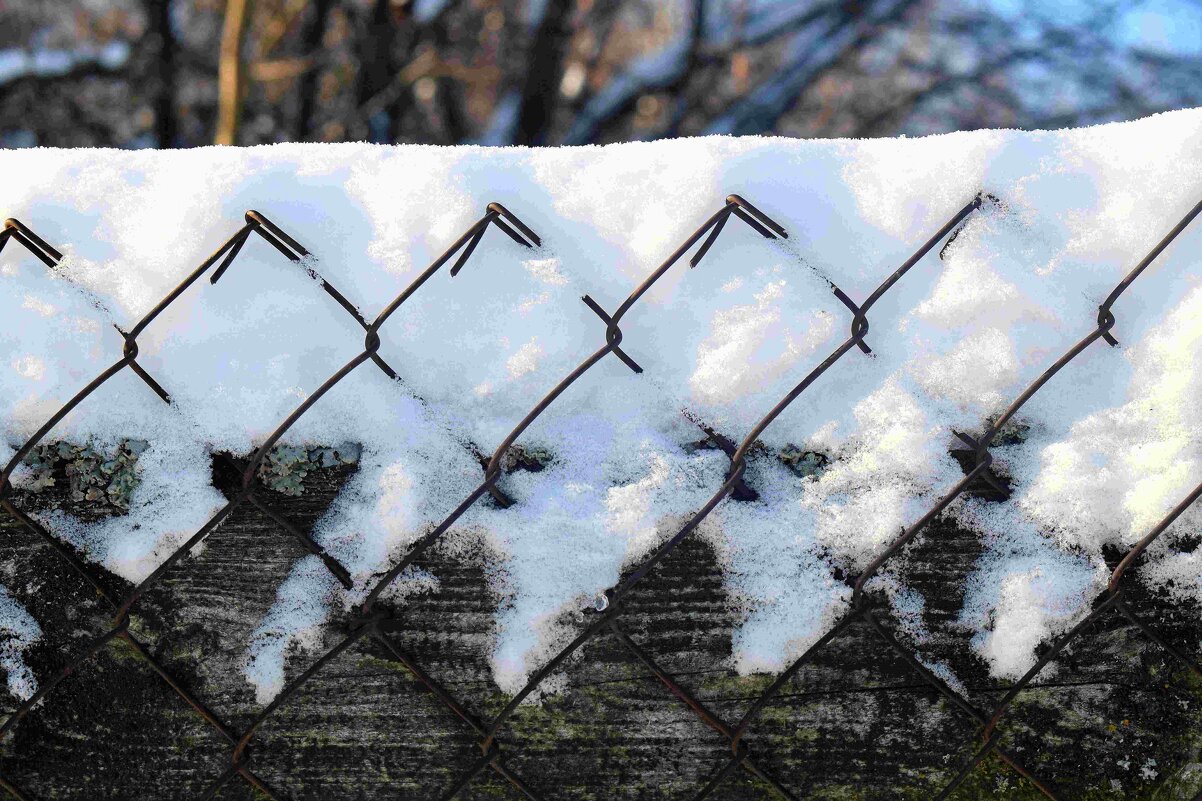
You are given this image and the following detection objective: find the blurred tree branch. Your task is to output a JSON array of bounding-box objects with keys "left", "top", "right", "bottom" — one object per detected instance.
[
  {"left": 215, "top": 0, "right": 251, "bottom": 145},
  {"left": 2, "top": 0, "right": 1201, "bottom": 148},
  {"left": 513, "top": 0, "right": 572, "bottom": 145},
  {"left": 144, "top": 0, "right": 177, "bottom": 147},
  {"left": 294, "top": 0, "right": 333, "bottom": 140}
]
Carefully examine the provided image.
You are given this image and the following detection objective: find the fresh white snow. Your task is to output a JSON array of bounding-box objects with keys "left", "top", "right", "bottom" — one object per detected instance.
[
  {"left": 0, "top": 585, "right": 39, "bottom": 701},
  {"left": 0, "top": 108, "right": 1200, "bottom": 701}
]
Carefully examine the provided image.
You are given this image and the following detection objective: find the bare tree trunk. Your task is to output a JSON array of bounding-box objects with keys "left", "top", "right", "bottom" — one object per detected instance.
[
  {"left": 514, "top": 0, "right": 573, "bottom": 146},
  {"left": 660, "top": 0, "right": 706, "bottom": 138},
  {"left": 424, "top": 17, "right": 466, "bottom": 144},
  {"left": 145, "top": 0, "right": 177, "bottom": 147},
  {"left": 355, "top": 0, "right": 400, "bottom": 143},
  {"left": 215, "top": 0, "right": 252, "bottom": 145},
  {"left": 294, "top": 0, "right": 333, "bottom": 141}
]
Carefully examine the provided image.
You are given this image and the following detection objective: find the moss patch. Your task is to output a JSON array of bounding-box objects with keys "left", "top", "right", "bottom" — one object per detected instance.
[
  {"left": 255, "top": 443, "right": 361, "bottom": 496},
  {"left": 23, "top": 439, "right": 146, "bottom": 512}
]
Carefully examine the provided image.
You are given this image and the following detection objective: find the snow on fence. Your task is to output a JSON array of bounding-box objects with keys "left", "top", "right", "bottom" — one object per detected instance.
[{"left": 0, "top": 175, "right": 1200, "bottom": 800}]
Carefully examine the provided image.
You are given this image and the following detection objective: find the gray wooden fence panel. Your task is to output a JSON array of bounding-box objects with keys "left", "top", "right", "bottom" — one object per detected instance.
[{"left": 1, "top": 462, "right": 1200, "bottom": 800}]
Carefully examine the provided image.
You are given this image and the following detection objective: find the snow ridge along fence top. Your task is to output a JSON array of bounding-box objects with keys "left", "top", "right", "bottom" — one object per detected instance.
[{"left": 0, "top": 193, "right": 1199, "bottom": 801}]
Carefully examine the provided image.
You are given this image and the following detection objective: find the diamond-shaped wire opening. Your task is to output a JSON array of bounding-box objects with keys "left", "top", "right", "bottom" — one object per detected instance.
[
  {"left": 195, "top": 205, "right": 544, "bottom": 800},
  {"left": 934, "top": 547, "right": 1202, "bottom": 799},
  {"left": 0, "top": 213, "right": 412, "bottom": 799},
  {"left": 219, "top": 196, "right": 788, "bottom": 801},
  {"left": 466, "top": 197, "right": 986, "bottom": 801},
  {"left": 0, "top": 220, "right": 273, "bottom": 797},
  {"left": 439, "top": 196, "right": 1001, "bottom": 801},
  {"left": 438, "top": 197, "right": 792, "bottom": 800},
  {"left": 843, "top": 197, "right": 1202, "bottom": 801}
]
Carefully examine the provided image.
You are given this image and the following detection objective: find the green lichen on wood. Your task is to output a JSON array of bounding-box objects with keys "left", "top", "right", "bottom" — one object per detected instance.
[
  {"left": 778, "top": 445, "right": 830, "bottom": 479},
  {"left": 988, "top": 418, "right": 1032, "bottom": 447},
  {"left": 22, "top": 439, "right": 146, "bottom": 511},
  {"left": 499, "top": 443, "right": 553, "bottom": 473},
  {"left": 19, "top": 439, "right": 363, "bottom": 506},
  {"left": 255, "top": 443, "right": 361, "bottom": 496}
]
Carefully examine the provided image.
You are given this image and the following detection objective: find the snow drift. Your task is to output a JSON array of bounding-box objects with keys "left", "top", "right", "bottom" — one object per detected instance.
[{"left": 1, "top": 109, "right": 1201, "bottom": 701}]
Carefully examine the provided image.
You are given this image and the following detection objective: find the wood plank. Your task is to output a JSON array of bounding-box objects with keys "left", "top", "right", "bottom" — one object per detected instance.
[{"left": 1, "top": 460, "right": 1200, "bottom": 800}]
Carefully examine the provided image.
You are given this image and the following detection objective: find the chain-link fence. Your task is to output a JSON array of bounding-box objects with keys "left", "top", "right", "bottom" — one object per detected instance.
[{"left": 0, "top": 192, "right": 1200, "bottom": 800}]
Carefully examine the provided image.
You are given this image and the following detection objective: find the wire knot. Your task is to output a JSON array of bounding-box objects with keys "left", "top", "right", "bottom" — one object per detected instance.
[
  {"left": 346, "top": 609, "right": 389, "bottom": 634},
  {"left": 582, "top": 295, "right": 643, "bottom": 373},
  {"left": 231, "top": 744, "right": 253, "bottom": 770},
  {"left": 1098, "top": 306, "right": 1119, "bottom": 346},
  {"left": 477, "top": 736, "right": 503, "bottom": 761},
  {"left": 730, "top": 737, "right": 751, "bottom": 761},
  {"left": 364, "top": 330, "right": 382, "bottom": 354}
]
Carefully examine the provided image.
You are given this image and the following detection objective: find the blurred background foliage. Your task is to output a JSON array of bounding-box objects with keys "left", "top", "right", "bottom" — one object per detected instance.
[{"left": 0, "top": 0, "right": 1200, "bottom": 148}]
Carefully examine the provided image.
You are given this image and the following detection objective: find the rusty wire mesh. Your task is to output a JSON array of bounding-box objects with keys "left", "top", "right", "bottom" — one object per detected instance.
[{"left": 0, "top": 192, "right": 1200, "bottom": 801}]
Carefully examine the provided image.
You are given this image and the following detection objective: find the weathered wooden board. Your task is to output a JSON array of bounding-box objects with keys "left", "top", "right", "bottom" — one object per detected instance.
[{"left": 1, "top": 459, "right": 1200, "bottom": 801}]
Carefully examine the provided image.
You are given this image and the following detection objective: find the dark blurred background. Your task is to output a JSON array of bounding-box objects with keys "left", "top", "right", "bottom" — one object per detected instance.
[{"left": 1, "top": 0, "right": 1200, "bottom": 149}]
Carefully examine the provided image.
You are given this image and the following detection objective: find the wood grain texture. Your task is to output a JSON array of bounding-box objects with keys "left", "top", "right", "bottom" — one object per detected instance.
[{"left": 1, "top": 460, "right": 1200, "bottom": 801}]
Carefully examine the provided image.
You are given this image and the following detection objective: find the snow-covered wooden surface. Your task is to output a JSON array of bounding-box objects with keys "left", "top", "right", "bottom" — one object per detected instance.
[
  {"left": 1, "top": 463, "right": 1199, "bottom": 801},
  {"left": 3, "top": 118, "right": 1202, "bottom": 700},
  {"left": 3, "top": 112, "right": 1202, "bottom": 800}
]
